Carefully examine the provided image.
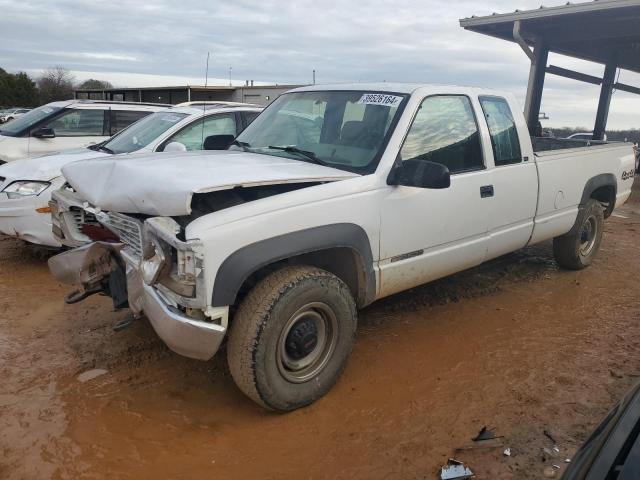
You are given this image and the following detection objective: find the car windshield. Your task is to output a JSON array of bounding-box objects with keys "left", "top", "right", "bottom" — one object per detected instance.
[
  {"left": 103, "top": 111, "right": 188, "bottom": 154},
  {"left": 232, "top": 90, "right": 407, "bottom": 173},
  {"left": 0, "top": 104, "right": 62, "bottom": 136}
]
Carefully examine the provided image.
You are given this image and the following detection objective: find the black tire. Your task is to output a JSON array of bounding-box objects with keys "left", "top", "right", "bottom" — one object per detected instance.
[
  {"left": 553, "top": 199, "right": 604, "bottom": 270},
  {"left": 227, "top": 265, "right": 357, "bottom": 411}
]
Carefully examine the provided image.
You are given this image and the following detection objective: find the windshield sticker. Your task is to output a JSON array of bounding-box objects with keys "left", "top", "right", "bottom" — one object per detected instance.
[{"left": 358, "top": 94, "right": 403, "bottom": 108}]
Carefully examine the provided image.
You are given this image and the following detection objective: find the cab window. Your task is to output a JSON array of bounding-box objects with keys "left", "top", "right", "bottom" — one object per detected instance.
[
  {"left": 479, "top": 96, "right": 522, "bottom": 166},
  {"left": 110, "top": 110, "right": 151, "bottom": 135},
  {"left": 400, "top": 95, "right": 484, "bottom": 174},
  {"left": 164, "top": 113, "right": 236, "bottom": 151}
]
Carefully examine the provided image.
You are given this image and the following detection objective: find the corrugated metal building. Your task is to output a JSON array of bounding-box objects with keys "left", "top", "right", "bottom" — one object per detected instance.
[{"left": 75, "top": 84, "right": 303, "bottom": 106}]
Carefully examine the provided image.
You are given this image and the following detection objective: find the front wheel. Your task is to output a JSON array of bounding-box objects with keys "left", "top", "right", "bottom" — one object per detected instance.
[
  {"left": 227, "top": 265, "right": 357, "bottom": 411},
  {"left": 553, "top": 199, "right": 604, "bottom": 270}
]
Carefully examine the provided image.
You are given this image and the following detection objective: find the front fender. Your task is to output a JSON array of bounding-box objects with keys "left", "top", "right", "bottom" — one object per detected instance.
[{"left": 211, "top": 223, "right": 376, "bottom": 307}]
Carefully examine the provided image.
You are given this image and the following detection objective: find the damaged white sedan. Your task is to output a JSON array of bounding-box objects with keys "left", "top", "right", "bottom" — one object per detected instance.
[
  {"left": 49, "top": 84, "right": 635, "bottom": 410},
  {"left": 0, "top": 103, "right": 261, "bottom": 246}
]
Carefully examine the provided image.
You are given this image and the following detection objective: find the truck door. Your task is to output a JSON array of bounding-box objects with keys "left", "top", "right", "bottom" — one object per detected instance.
[
  {"left": 477, "top": 96, "right": 538, "bottom": 260},
  {"left": 379, "top": 94, "right": 493, "bottom": 297}
]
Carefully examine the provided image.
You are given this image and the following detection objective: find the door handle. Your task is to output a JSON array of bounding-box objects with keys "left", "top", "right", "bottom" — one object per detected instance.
[{"left": 480, "top": 185, "right": 494, "bottom": 198}]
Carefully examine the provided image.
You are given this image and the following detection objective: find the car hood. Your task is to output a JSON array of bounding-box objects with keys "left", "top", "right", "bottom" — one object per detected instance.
[
  {"left": 61, "top": 150, "right": 359, "bottom": 216},
  {"left": 0, "top": 148, "right": 107, "bottom": 181}
]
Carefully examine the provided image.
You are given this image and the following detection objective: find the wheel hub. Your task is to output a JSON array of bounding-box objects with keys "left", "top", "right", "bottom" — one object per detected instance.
[
  {"left": 285, "top": 316, "right": 318, "bottom": 360},
  {"left": 579, "top": 215, "right": 597, "bottom": 256},
  {"left": 276, "top": 302, "right": 338, "bottom": 384}
]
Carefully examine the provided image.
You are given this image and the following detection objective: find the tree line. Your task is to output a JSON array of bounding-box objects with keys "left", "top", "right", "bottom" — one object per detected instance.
[{"left": 0, "top": 66, "right": 113, "bottom": 108}]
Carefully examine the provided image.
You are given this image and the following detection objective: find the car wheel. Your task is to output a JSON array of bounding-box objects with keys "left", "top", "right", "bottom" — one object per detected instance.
[
  {"left": 553, "top": 199, "right": 604, "bottom": 270},
  {"left": 227, "top": 265, "right": 357, "bottom": 411}
]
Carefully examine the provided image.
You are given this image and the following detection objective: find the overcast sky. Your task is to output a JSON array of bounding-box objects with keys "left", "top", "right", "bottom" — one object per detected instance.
[{"left": 1, "top": 0, "right": 639, "bottom": 129}]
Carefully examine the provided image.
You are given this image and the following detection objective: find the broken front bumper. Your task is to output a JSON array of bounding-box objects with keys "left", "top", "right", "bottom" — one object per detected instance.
[
  {"left": 142, "top": 284, "right": 226, "bottom": 360},
  {"left": 49, "top": 242, "right": 228, "bottom": 361}
]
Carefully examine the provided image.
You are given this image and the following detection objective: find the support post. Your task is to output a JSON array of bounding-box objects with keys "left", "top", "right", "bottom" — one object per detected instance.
[
  {"left": 593, "top": 61, "right": 617, "bottom": 141},
  {"left": 524, "top": 41, "right": 549, "bottom": 135}
]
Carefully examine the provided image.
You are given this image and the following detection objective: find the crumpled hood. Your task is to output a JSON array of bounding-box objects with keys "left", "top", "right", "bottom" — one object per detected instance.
[
  {"left": 62, "top": 150, "right": 359, "bottom": 216},
  {"left": 0, "top": 148, "right": 107, "bottom": 181}
]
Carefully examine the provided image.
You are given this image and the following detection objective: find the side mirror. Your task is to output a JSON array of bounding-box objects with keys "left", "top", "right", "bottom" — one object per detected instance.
[
  {"left": 164, "top": 141, "right": 187, "bottom": 153},
  {"left": 389, "top": 158, "right": 451, "bottom": 189},
  {"left": 203, "top": 134, "right": 235, "bottom": 151},
  {"left": 33, "top": 127, "right": 55, "bottom": 139}
]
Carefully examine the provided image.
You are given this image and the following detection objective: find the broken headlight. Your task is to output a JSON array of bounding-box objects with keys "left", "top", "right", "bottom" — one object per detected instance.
[
  {"left": 157, "top": 247, "right": 197, "bottom": 298},
  {"left": 141, "top": 237, "right": 168, "bottom": 285},
  {"left": 142, "top": 217, "right": 199, "bottom": 300}
]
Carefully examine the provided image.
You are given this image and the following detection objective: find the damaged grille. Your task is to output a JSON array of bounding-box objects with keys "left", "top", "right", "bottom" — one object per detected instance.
[
  {"left": 69, "top": 207, "right": 100, "bottom": 230},
  {"left": 105, "top": 212, "right": 143, "bottom": 259}
]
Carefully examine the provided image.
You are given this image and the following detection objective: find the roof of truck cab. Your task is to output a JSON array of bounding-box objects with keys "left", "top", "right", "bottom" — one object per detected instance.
[
  {"left": 290, "top": 83, "right": 518, "bottom": 99},
  {"left": 291, "top": 83, "right": 423, "bottom": 94}
]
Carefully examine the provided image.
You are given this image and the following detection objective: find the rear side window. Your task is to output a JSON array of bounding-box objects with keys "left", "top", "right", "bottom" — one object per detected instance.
[
  {"left": 111, "top": 110, "right": 151, "bottom": 135},
  {"left": 400, "top": 95, "right": 484, "bottom": 174},
  {"left": 45, "top": 109, "right": 105, "bottom": 137},
  {"left": 164, "top": 113, "right": 236, "bottom": 151},
  {"left": 479, "top": 96, "right": 522, "bottom": 166}
]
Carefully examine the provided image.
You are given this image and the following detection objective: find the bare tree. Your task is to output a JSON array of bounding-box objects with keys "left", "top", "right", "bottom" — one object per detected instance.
[
  {"left": 78, "top": 79, "right": 113, "bottom": 90},
  {"left": 37, "top": 66, "right": 75, "bottom": 104}
]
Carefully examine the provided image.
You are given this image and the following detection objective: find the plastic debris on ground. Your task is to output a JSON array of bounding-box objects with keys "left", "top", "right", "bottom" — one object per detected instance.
[
  {"left": 543, "top": 429, "right": 557, "bottom": 444},
  {"left": 440, "top": 458, "right": 474, "bottom": 480},
  {"left": 472, "top": 426, "right": 502, "bottom": 442},
  {"left": 77, "top": 368, "right": 108, "bottom": 383},
  {"left": 503, "top": 447, "right": 511, "bottom": 456}
]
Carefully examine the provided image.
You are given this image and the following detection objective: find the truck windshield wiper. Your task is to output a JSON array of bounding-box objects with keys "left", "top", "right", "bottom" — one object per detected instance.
[
  {"left": 267, "top": 145, "right": 328, "bottom": 166},
  {"left": 231, "top": 139, "right": 251, "bottom": 151}
]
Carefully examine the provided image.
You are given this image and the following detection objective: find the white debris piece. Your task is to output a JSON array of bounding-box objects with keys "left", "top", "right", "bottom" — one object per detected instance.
[
  {"left": 77, "top": 368, "right": 108, "bottom": 383},
  {"left": 440, "top": 459, "right": 474, "bottom": 480},
  {"left": 503, "top": 447, "right": 511, "bottom": 456}
]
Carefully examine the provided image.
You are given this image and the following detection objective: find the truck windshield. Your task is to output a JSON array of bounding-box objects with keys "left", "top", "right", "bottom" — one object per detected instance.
[
  {"left": 232, "top": 90, "right": 408, "bottom": 173},
  {"left": 102, "top": 111, "right": 188, "bottom": 154},
  {"left": 0, "top": 104, "right": 62, "bottom": 136}
]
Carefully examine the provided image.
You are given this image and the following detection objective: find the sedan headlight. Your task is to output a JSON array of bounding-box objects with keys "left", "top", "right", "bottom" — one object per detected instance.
[{"left": 3, "top": 181, "right": 50, "bottom": 199}]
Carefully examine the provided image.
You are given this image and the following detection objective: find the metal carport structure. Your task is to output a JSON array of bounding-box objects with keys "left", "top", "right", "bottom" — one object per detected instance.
[{"left": 460, "top": 0, "right": 640, "bottom": 139}]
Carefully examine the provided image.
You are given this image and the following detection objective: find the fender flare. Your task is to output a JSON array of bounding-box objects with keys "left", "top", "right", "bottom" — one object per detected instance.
[
  {"left": 580, "top": 173, "right": 617, "bottom": 217},
  {"left": 211, "top": 223, "right": 376, "bottom": 307}
]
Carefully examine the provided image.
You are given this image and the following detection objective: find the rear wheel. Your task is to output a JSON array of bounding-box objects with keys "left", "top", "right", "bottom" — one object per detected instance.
[
  {"left": 227, "top": 265, "right": 357, "bottom": 411},
  {"left": 553, "top": 199, "right": 604, "bottom": 270}
]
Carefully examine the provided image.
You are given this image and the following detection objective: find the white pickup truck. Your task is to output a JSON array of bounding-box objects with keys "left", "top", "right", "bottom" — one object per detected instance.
[{"left": 49, "top": 84, "right": 636, "bottom": 411}]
